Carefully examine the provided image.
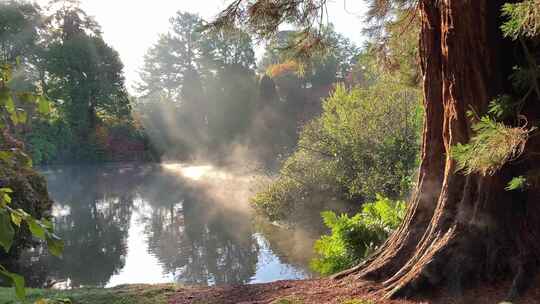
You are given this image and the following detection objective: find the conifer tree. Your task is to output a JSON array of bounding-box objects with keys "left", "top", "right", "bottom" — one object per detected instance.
[{"left": 216, "top": 0, "right": 540, "bottom": 300}]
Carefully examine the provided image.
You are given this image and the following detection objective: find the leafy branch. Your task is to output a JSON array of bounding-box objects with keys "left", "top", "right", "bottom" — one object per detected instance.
[{"left": 0, "top": 62, "right": 61, "bottom": 300}]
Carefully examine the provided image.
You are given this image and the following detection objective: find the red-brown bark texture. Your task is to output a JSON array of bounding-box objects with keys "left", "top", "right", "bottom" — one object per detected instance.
[{"left": 334, "top": 0, "right": 540, "bottom": 301}]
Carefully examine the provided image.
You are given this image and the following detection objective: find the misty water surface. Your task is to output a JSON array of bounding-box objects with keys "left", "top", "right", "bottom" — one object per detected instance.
[{"left": 14, "top": 163, "right": 318, "bottom": 288}]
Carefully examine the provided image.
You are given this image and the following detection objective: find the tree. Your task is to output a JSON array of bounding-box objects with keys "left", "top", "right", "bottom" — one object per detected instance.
[
  {"left": 216, "top": 0, "right": 540, "bottom": 300},
  {"left": 0, "top": 1, "right": 41, "bottom": 64},
  {"left": 259, "top": 28, "right": 359, "bottom": 87},
  {"left": 138, "top": 12, "right": 204, "bottom": 103},
  {"left": 137, "top": 12, "right": 208, "bottom": 157},
  {"left": 137, "top": 11, "right": 259, "bottom": 158},
  {"left": 199, "top": 29, "right": 256, "bottom": 70},
  {"left": 0, "top": 1, "right": 43, "bottom": 92},
  {"left": 44, "top": 0, "right": 130, "bottom": 136}
]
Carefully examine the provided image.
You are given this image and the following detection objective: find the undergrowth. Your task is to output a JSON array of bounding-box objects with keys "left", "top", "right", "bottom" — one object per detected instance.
[{"left": 310, "top": 195, "right": 406, "bottom": 275}]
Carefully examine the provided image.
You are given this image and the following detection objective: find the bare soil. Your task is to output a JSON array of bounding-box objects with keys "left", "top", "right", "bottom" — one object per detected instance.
[{"left": 170, "top": 276, "right": 540, "bottom": 304}]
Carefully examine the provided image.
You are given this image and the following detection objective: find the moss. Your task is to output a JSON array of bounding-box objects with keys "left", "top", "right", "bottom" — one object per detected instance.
[{"left": 0, "top": 284, "right": 180, "bottom": 304}]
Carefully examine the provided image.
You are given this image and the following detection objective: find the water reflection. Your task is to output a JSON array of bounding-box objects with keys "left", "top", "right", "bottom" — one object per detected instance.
[
  {"left": 137, "top": 168, "right": 259, "bottom": 285},
  {"left": 13, "top": 163, "right": 311, "bottom": 288}
]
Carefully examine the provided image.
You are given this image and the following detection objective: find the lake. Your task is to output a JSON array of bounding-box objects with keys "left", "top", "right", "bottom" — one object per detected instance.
[{"left": 14, "top": 163, "right": 320, "bottom": 288}]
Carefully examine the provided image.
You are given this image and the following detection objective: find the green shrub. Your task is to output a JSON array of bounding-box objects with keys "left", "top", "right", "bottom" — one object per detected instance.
[
  {"left": 310, "top": 195, "right": 406, "bottom": 275},
  {"left": 25, "top": 117, "right": 159, "bottom": 165},
  {"left": 251, "top": 80, "right": 421, "bottom": 222},
  {"left": 27, "top": 119, "right": 76, "bottom": 165}
]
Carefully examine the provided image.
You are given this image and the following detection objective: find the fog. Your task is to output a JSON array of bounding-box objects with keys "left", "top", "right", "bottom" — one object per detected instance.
[{"left": 1, "top": 0, "right": 367, "bottom": 288}]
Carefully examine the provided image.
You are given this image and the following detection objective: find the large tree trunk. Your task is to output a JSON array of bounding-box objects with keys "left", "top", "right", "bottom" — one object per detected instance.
[{"left": 335, "top": 0, "right": 540, "bottom": 300}]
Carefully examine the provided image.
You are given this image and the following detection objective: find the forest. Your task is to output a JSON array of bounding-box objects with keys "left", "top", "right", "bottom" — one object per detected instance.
[{"left": 0, "top": 0, "right": 539, "bottom": 303}]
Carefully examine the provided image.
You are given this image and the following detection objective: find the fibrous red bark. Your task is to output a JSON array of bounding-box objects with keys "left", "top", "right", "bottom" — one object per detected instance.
[{"left": 335, "top": 0, "right": 540, "bottom": 300}]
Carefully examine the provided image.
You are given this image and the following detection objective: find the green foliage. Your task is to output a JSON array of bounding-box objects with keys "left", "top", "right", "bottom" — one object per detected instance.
[
  {"left": 501, "top": 0, "right": 540, "bottom": 40},
  {"left": 0, "top": 2, "right": 154, "bottom": 165},
  {"left": 0, "top": 1, "right": 41, "bottom": 64},
  {"left": 212, "top": 0, "right": 416, "bottom": 63},
  {"left": 450, "top": 2, "right": 540, "bottom": 189},
  {"left": 0, "top": 64, "right": 63, "bottom": 300},
  {"left": 506, "top": 176, "right": 528, "bottom": 191},
  {"left": 0, "top": 284, "right": 178, "bottom": 304},
  {"left": 487, "top": 95, "right": 516, "bottom": 120},
  {"left": 452, "top": 115, "right": 532, "bottom": 176},
  {"left": 310, "top": 196, "right": 405, "bottom": 275},
  {"left": 251, "top": 68, "right": 421, "bottom": 221},
  {"left": 259, "top": 28, "right": 360, "bottom": 85},
  {"left": 136, "top": 11, "right": 259, "bottom": 158}
]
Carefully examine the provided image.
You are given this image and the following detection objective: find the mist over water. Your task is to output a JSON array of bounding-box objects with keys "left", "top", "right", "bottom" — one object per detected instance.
[{"left": 12, "top": 162, "right": 317, "bottom": 288}]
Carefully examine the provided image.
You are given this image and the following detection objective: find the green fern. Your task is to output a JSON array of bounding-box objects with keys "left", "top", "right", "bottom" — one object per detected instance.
[{"left": 311, "top": 196, "right": 405, "bottom": 275}]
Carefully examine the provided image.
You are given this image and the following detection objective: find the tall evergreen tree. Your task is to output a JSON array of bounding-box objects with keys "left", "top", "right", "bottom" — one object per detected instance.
[
  {"left": 44, "top": 0, "right": 130, "bottom": 135},
  {"left": 216, "top": 0, "right": 540, "bottom": 300}
]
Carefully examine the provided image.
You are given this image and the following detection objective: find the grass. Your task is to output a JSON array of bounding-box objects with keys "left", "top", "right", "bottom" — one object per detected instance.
[{"left": 0, "top": 284, "right": 180, "bottom": 304}]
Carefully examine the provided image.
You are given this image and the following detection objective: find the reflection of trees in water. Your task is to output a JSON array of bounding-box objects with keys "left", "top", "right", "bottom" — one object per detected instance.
[
  {"left": 138, "top": 169, "right": 259, "bottom": 286},
  {"left": 15, "top": 164, "right": 311, "bottom": 288},
  {"left": 17, "top": 164, "right": 145, "bottom": 287},
  {"left": 254, "top": 219, "right": 316, "bottom": 270},
  {"left": 251, "top": 197, "right": 361, "bottom": 274}
]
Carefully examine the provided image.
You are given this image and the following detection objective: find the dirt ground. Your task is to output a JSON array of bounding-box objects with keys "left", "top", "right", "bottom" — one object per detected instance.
[{"left": 169, "top": 276, "right": 540, "bottom": 304}]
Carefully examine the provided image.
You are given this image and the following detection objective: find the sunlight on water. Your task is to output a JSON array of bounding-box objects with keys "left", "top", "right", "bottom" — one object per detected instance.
[
  {"left": 161, "top": 163, "right": 216, "bottom": 180},
  {"left": 24, "top": 164, "right": 313, "bottom": 288}
]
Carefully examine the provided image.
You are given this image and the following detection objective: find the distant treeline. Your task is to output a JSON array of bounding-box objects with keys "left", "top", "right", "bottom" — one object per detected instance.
[
  {"left": 134, "top": 11, "right": 361, "bottom": 167},
  {"left": 1, "top": 1, "right": 362, "bottom": 166},
  {"left": 1, "top": 0, "right": 159, "bottom": 164}
]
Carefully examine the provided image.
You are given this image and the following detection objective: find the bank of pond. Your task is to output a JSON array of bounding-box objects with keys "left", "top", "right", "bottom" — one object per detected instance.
[{"left": 3, "top": 163, "right": 331, "bottom": 290}]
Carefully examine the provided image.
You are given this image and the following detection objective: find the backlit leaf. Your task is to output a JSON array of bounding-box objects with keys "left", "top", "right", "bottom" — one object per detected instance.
[
  {"left": 0, "top": 209, "right": 14, "bottom": 252},
  {"left": 5, "top": 95, "right": 15, "bottom": 114},
  {"left": 10, "top": 272, "right": 25, "bottom": 299},
  {"left": 1, "top": 193, "right": 12, "bottom": 205},
  {"left": 28, "top": 219, "right": 46, "bottom": 240},
  {"left": 38, "top": 96, "right": 50, "bottom": 114},
  {"left": 17, "top": 111, "right": 27, "bottom": 124},
  {"left": 10, "top": 212, "right": 22, "bottom": 227},
  {"left": 0, "top": 151, "right": 13, "bottom": 162},
  {"left": 41, "top": 218, "right": 53, "bottom": 230},
  {"left": 10, "top": 112, "right": 18, "bottom": 125},
  {"left": 46, "top": 234, "right": 64, "bottom": 257},
  {"left": 0, "top": 268, "right": 25, "bottom": 300},
  {"left": 506, "top": 176, "right": 527, "bottom": 191}
]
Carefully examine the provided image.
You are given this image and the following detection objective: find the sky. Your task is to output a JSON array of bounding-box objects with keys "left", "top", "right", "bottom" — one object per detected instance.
[{"left": 35, "top": 0, "right": 367, "bottom": 92}]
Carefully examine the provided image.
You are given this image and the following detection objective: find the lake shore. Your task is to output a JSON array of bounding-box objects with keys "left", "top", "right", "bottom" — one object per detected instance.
[{"left": 2, "top": 276, "right": 540, "bottom": 304}]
